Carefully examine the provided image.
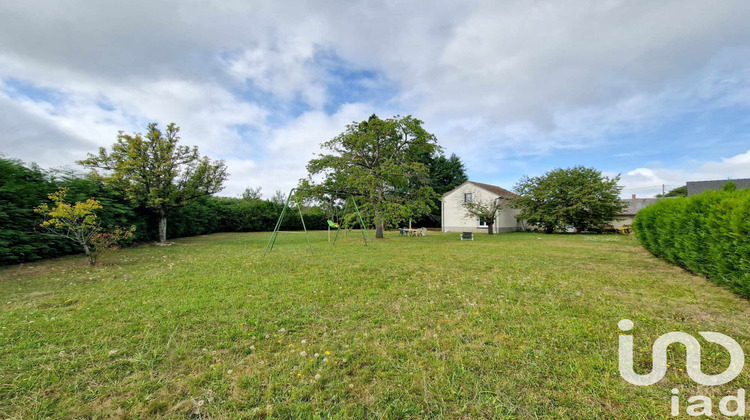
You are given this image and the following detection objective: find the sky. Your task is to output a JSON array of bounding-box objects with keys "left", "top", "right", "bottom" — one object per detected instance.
[{"left": 1, "top": 0, "right": 749, "bottom": 199}]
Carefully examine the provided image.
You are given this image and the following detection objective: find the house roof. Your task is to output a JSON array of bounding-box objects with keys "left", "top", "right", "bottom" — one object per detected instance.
[
  {"left": 686, "top": 178, "right": 750, "bottom": 196},
  {"left": 619, "top": 198, "right": 659, "bottom": 216},
  {"left": 442, "top": 181, "right": 517, "bottom": 199}
]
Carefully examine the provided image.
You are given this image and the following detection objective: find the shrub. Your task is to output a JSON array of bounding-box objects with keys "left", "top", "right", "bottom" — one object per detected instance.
[
  {"left": 633, "top": 187, "right": 750, "bottom": 297},
  {"left": 90, "top": 226, "right": 136, "bottom": 265},
  {"left": 35, "top": 188, "right": 137, "bottom": 266}
]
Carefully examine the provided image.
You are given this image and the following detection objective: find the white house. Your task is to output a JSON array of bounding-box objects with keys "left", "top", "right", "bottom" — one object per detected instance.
[{"left": 441, "top": 181, "right": 523, "bottom": 233}]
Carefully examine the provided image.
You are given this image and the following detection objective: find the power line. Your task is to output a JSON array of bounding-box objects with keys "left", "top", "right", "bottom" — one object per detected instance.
[{"left": 620, "top": 184, "right": 682, "bottom": 190}]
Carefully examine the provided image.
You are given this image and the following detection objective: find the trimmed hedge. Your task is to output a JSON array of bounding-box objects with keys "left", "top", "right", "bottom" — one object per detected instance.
[
  {"left": 633, "top": 187, "right": 750, "bottom": 297},
  {"left": 0, "top": 157, "right": 331, "bottom": 265}
]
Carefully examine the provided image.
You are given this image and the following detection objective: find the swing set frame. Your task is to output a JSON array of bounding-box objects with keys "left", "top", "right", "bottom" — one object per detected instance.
[{"left": 264, "top": 187, "right": 371, "bottom": 254}]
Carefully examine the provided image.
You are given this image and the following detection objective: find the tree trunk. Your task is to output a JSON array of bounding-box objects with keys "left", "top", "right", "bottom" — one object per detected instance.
[
  {"left": 82, "top": 243, "right": 96, "bottom": 266},
  {"left": 158, "top": 214, "right": 167, "bottom": 243},
  {"left": 374, "top": 211, "right": 384, "bottom": 239},
  {"left": 375, "top": 222, "right": 384, "bottom": 239},
  {"left": 487, "top": 222, "right": 494, "bottom": 235}
]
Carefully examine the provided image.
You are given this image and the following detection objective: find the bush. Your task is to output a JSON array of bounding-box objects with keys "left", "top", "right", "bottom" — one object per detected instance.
[{"left": 633, "top": 187, "right": 750, "bottom": 297}]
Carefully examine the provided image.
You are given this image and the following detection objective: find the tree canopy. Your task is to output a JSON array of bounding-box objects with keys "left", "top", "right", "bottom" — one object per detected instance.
[
  {"left": 303, "top": 114, "right": 440, "bottom": 238},
  {"left": 428, "top": 153, "right": 468, "bottom": 196},
  {"left": 78, "top": 123, "right": 228, "bottom": 242},
  {"left": 514, "top": 166, "right": 625, "bottom": 233}
]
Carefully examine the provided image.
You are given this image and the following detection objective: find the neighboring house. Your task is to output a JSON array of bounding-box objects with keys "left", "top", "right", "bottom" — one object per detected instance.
[
  {"left": 610, "top": 195, "right": 659, "bottom": 228},
  {"left": 441, "top": 181, "right": 522, "bottom": 233},
  {"left": 686, "top": 178, "right": 750, "bottom": 196}
]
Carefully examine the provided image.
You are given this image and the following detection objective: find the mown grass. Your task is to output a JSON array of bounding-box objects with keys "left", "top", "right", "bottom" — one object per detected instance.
[{"left": 1, "top": 231, "right": 748, "bottom": 419}]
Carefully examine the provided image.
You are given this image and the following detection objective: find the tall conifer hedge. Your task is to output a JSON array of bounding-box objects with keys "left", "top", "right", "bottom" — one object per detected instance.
[{"left": 633, "top": 184, "right": 750, "bottom": 297}]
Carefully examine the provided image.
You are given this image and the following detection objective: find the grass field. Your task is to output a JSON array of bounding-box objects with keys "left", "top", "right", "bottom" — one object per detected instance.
[{"left": 1, "top": 231, "right": 748, "bottom": 419}]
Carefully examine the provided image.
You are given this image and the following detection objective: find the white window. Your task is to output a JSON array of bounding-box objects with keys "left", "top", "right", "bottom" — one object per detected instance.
[
  {"left": 478, "top": 217, "right": 488, "bottom": 227},
  {"left": 464, "top": 193, "right": 473, "bottom": 203}
]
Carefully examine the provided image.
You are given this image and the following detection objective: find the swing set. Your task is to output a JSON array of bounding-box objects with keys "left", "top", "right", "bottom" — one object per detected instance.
[{"left": 264, "top": 187, "right": 371, "bottom": 254}]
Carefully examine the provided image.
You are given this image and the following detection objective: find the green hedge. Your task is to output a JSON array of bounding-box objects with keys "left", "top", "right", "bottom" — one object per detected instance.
[
  {"left": 0, "top": 157, "right": 331, "bottom": 265},
  {"left": 0, "top": 159, "right": 77, "bottom": 263},
  {"left": 633, "top": 187, "right": 750, "bottom": 297},
  {"left": 162, "top": 197, "right": 329, "bottom": 238}
]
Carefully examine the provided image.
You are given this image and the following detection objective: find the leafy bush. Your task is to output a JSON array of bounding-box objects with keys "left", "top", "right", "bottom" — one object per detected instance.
[
  {"left": 633, "top": 187, "right": 750, "bottom": 297},
  {"left": 90, "top": 226, "right": 136, "bottom": 265}
]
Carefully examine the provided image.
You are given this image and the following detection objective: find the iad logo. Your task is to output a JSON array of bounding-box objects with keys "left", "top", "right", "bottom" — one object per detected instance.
[
  {"left": 618, "top": 319, "right": 744, "bottom": 386},
  {"left": 618, "top": 319, "right": 746, "bottom": 417}
]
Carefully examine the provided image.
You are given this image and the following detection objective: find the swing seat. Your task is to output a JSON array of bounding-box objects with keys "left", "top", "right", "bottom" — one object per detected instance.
[{"left": 327, "top": 220, "right": 340, "bottom": 229}]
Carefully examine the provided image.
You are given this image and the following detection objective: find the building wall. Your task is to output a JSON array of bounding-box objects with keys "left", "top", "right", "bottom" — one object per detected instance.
[
  {"left": 441, "top": 183, "right": 521, "bottom": 233},
  {"left": 496, "top": 207, "right": 522, "bottom": 232}
]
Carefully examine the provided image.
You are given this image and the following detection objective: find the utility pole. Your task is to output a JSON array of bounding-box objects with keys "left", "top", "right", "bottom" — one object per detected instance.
[{"left": 662, "top": 184, "right": 665, "bottom": 195}]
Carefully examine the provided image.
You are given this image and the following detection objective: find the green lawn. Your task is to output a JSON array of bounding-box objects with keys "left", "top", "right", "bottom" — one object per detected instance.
[{"left": 1, "top": 231, "right": 748, "bottom": 418}]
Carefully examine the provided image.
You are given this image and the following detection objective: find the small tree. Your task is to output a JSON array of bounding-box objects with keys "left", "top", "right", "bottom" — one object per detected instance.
[
  {"left": 459, "top": 189, "right": 505, "bottom": 234},
  {"left": 35, "top": 188, "right": 135, "bottom": 265},
  {"left": 78, "top": 123, "right": 228, "bottom": 243},
  {"left": 514, "top": 166, "right": 625, "bottom": 233}
]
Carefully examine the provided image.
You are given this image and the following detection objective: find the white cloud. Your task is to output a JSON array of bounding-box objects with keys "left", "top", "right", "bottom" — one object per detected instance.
[
  {"left": 226, "top": 103, "right": 374, "bottom": 197},
  {"left": 224, "top": 38, "right": 328, "bottom": 109},
  {"left": 0, "top": 0, "right": 748, "bottom": 197}
]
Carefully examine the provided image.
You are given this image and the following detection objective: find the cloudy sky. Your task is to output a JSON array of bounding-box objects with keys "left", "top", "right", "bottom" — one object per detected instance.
[{"left": 1, "top": 0, "right": 749, "bottom": 198}]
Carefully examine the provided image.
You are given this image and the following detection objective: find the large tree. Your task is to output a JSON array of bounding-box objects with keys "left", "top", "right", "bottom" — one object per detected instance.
[
  {"left": 78, "top": 123, "right": 228, "bottom": 242},
  {"left": 304, "top": 114, "right": 440, "bottom": 238},
  {"left": 514, "top": 166, "right": 625, "bottom": 233}
]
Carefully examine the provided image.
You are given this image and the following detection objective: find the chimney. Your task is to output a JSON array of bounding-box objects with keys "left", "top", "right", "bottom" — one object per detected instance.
[{"left": 631, "top": 194, "right": 636, "bottom": 200}]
